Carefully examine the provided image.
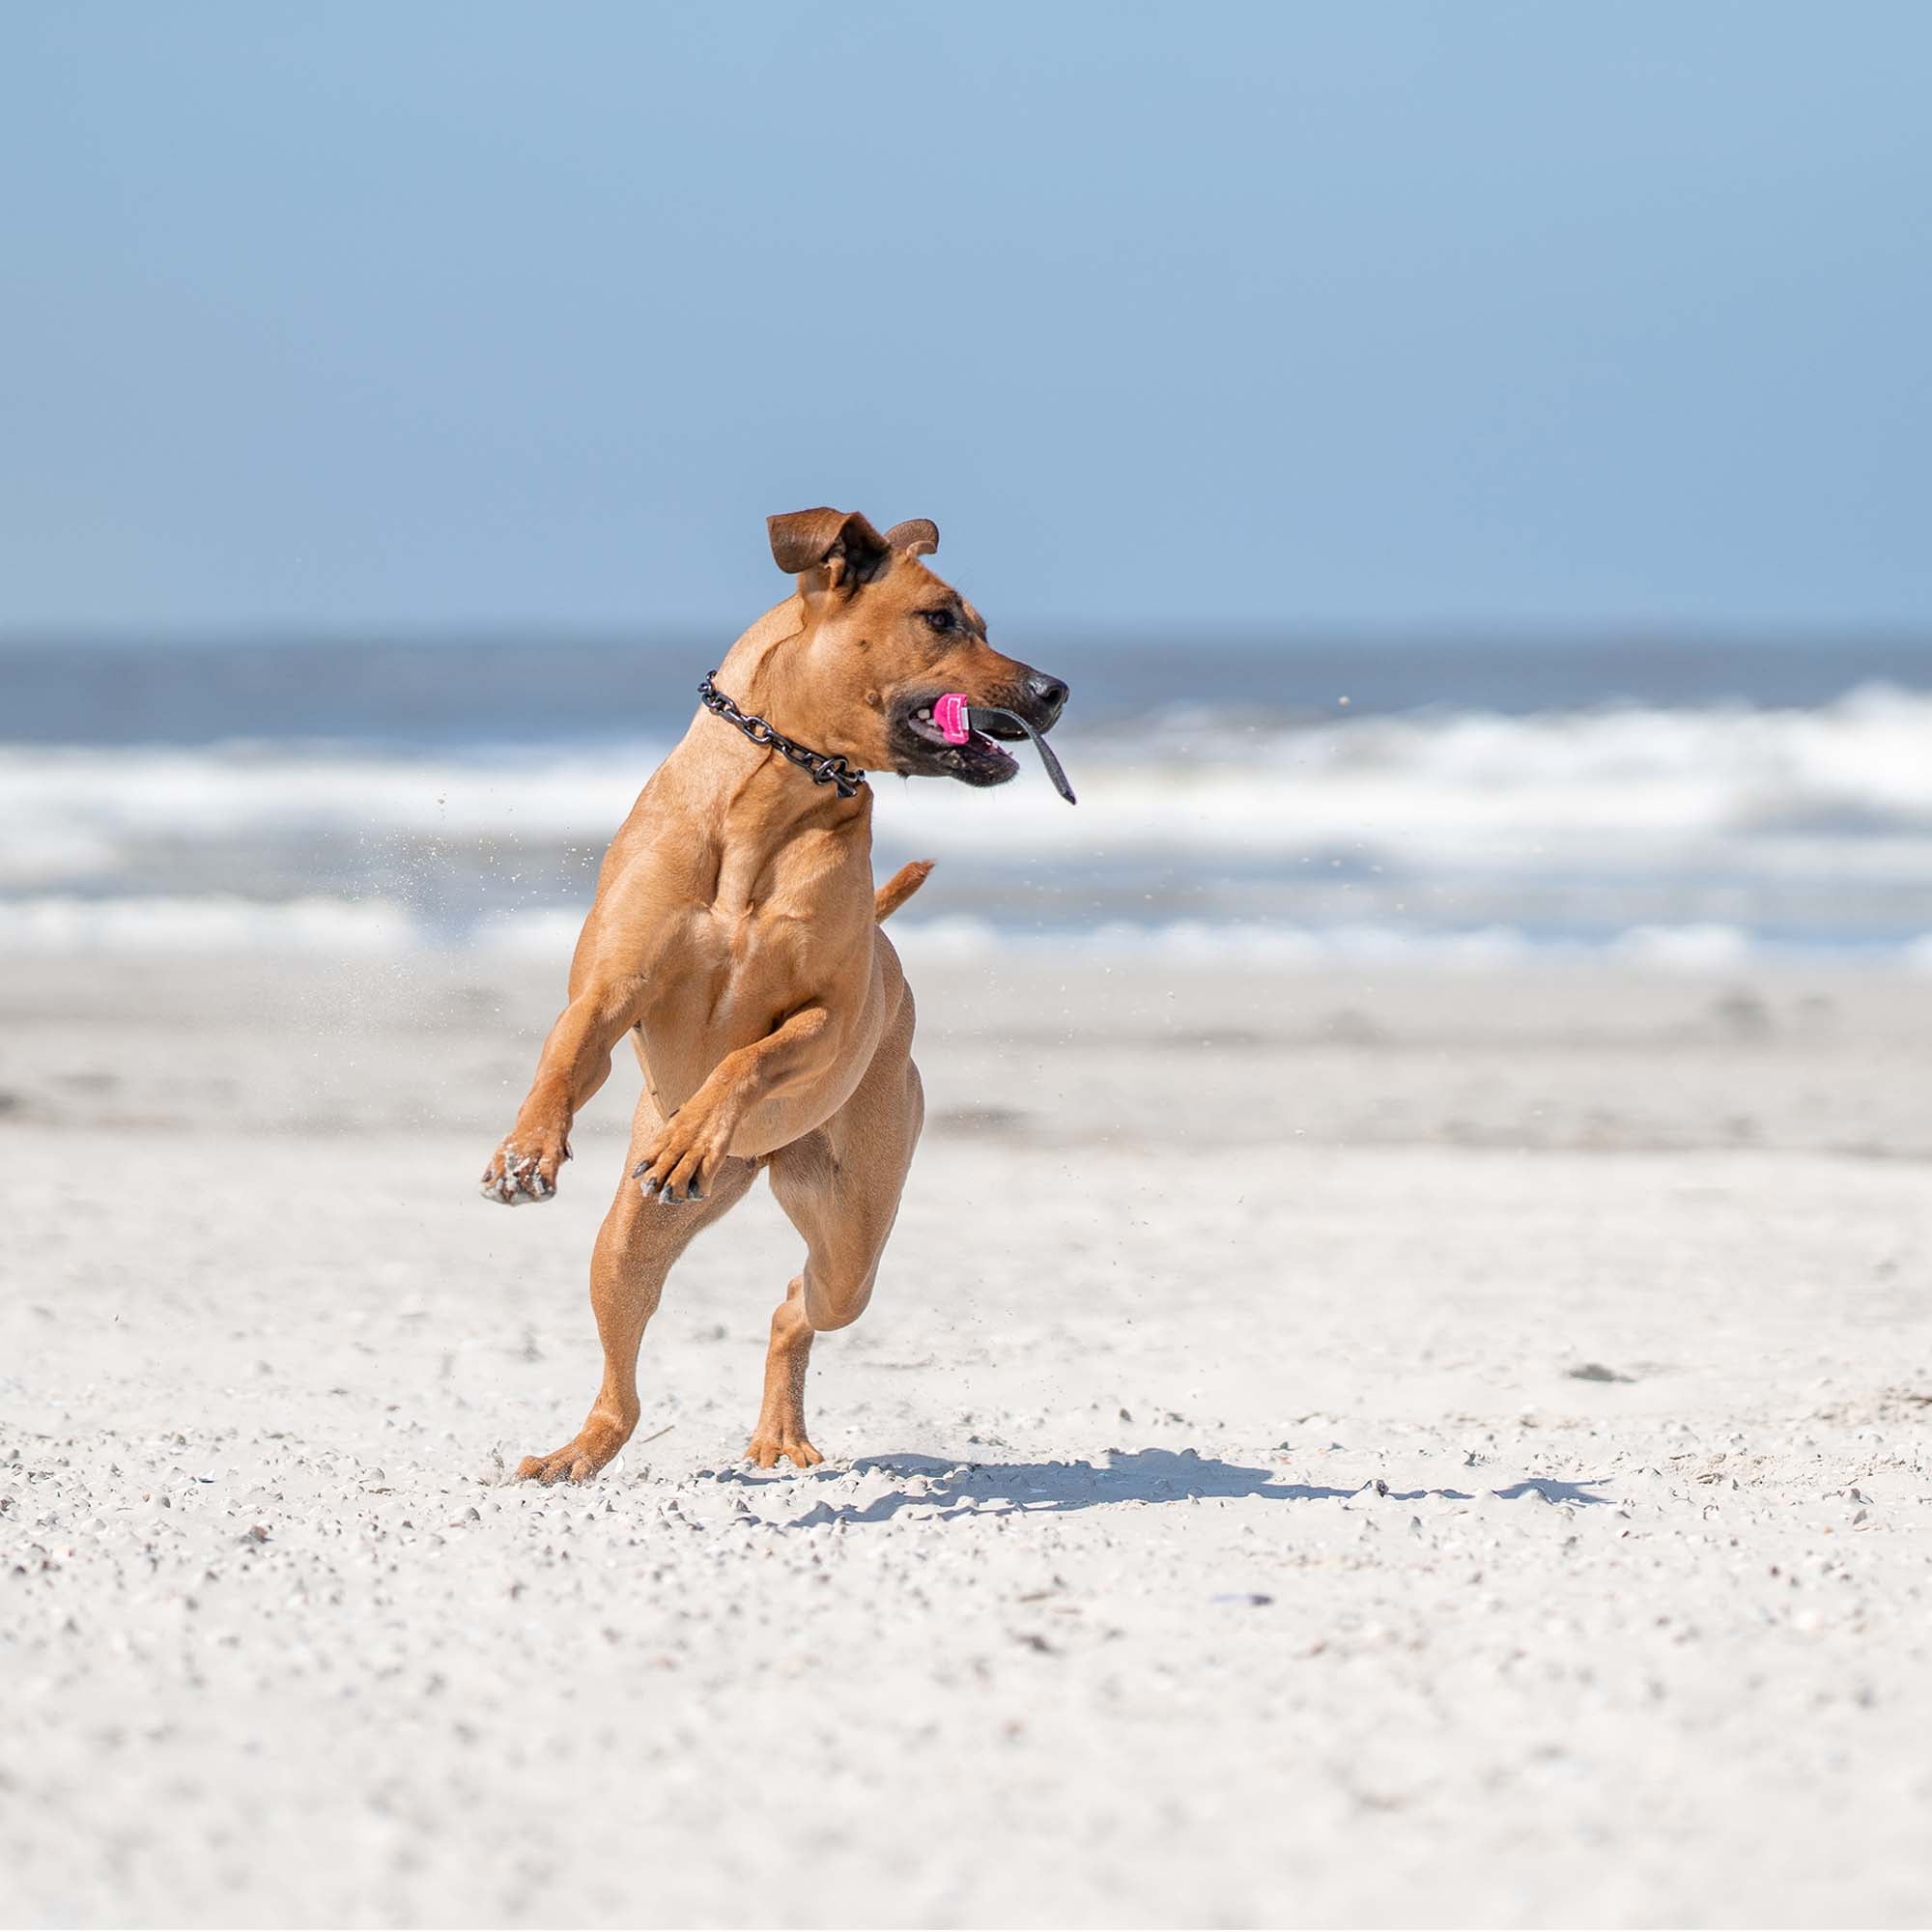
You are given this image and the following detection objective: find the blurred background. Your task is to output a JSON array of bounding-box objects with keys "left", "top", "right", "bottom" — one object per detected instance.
[{"left": 5, "top": 1, "right": 1931, "bottom": 970}]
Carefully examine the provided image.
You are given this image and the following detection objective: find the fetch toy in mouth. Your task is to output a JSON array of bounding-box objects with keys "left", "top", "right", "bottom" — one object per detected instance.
[
  {"left": 933, "top": 692, "right": 1077, "bottom": 804},
  {"left": 932, "top": 692, "right": 973, "bottom": 745}
]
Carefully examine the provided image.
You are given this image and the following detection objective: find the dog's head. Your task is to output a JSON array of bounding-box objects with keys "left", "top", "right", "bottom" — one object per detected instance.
[{"left": 764, "top": 508, "right": 1068, "bottom": 787}]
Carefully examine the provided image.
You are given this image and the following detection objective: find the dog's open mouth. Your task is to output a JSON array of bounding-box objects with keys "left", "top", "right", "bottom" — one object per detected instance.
[
  {"left": 895, "top": 699, "right": 1023, "bottom": 785},
  {"left": 891, "top": 691, "right": 1076, "bottom": 801}
]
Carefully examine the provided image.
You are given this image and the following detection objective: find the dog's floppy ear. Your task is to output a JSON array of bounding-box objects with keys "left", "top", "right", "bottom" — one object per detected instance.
[
  {"left": 767, "top": 508, "right": 894, "bottom": 590},
  {"left": 884, "top": 518, "right": 939, "bottom": 558}
]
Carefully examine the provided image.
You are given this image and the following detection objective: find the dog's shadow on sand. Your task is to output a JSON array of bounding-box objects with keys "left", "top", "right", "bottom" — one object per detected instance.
[{"left": 719, "top": 1446, "right": 1612, "bottom": 1527}]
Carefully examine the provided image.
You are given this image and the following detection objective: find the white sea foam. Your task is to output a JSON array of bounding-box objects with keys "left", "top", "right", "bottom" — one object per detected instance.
[
  {"left": 2, "top": 895, "right": 1928, "bottom": 975},
  {"left": 0, "top": 895, "right": 419, "bottom": 953},
  {"left": 0, "top": 742, "right": 650, "bottom": 859}
]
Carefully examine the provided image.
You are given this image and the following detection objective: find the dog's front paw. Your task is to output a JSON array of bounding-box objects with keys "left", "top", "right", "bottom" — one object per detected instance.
[
  {"left": 480, "top": 1129, "right": 569, "bottom": 1205},
  {"left": 633, "top": 1107, "right": 734, "bottom": 1207}
]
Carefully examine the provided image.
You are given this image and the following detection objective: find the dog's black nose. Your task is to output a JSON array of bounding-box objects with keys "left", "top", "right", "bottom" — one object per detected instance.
[{"left": 1026, "top": 671, "right": 1069, "bottom": 725}]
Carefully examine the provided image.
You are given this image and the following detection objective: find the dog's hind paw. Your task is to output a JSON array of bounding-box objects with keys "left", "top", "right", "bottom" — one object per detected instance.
[
  {"left": 480, "top": 1136, "right": 566, "bottom": 1205},
  {"left": 515, "top": 1430, "right": 619, "bottom": 1484},
  {"left": 744, "top": 1429, "right": 824, "bottom": 1470}
]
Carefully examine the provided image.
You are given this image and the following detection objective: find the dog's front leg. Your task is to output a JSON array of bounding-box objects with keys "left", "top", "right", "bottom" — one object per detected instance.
[
  {"left": 481, "top": 974, "right": 646, "bottom": 1204},
  {"left": 633, "top": 1004, "right": 837, "bottom": 1205}
]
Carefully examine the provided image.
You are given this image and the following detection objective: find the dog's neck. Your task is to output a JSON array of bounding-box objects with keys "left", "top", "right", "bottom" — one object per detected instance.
[
  {"left": 680, "top": 610, "right": 872, "bottom": 875},
  {"left": 724, "top": 608, "right": 847, "bottom": 754}
]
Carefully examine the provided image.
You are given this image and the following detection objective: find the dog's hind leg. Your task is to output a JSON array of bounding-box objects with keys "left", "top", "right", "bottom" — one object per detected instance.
[
  {"left": 517, "top": 1102, "right": 756, "bottom": 1485},
  {"left": 748, "top": 1273, "right": 821, "bottom": 1469},
  {"left": 753, "top": 995, "right": 923, "bottom": 1469}
]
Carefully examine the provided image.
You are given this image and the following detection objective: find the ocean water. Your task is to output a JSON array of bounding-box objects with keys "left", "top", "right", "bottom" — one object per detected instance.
[{"left": 4, "top": 634, "right": 1931, "bottom": 968}]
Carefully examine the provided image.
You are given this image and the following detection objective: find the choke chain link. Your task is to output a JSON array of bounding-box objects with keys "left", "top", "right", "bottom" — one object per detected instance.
[{"left": 697, "top": 672, "right": 865, "bottom": 799}]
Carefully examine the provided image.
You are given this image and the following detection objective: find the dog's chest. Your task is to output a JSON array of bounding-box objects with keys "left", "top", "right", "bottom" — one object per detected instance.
[
  {"left": 691, "top": 894, "right": 810, "bottom": 984},
  {"left": 625, "top": 827, "right": 871, "bottom": 1070},
  {"left": 639, "top": 892, "right": 826, "bottom": 1034}
]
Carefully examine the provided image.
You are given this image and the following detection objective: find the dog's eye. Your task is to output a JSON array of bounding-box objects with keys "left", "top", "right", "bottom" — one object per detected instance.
[{"left": 921, "top": 609, "right": 954, "bottom": 634}]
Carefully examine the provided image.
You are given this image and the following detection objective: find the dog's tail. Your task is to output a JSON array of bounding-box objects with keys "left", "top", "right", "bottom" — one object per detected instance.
[{"left": 874, "top": 859, "right": 935, "bottom": 923}]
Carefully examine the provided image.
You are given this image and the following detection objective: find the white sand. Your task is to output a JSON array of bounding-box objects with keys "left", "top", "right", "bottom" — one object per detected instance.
[{"left": 3, "top": 953, "right": 1930, "bottom": 1927}]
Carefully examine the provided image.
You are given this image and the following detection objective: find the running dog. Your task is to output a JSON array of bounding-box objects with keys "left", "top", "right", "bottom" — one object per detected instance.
[{"left": 481, "top": 508, "right": 1069, "bottom": 1481}]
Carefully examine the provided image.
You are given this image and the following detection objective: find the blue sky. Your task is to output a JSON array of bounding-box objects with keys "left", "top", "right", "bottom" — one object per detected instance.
[{"left": 4, "top": 3, "right": 1929, "bottom": 634}]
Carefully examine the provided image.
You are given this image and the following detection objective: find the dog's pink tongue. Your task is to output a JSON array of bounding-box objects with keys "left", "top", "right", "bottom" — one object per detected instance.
[{"left": 933, "top": 692, "right": 972, "bottom": 745}]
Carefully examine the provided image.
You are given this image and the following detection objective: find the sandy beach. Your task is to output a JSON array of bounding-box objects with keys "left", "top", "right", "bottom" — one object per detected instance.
[{"left": 3, "top": 949, "right": 1930, "bottom": 1927}]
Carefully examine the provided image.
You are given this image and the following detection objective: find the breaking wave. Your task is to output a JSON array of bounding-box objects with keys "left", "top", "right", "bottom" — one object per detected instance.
[{"left": 5, "top": 683, "right": 1930, "bottom": 961}]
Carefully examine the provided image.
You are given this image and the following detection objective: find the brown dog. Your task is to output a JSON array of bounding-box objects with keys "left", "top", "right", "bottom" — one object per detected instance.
[{"left": 481, "top": 509, "right": 1069, "bottom": 1481}]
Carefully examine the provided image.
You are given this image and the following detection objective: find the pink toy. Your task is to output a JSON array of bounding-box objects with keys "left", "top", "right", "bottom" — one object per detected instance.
[{"left": 933, "top": 692, "right": 972, "bottom": 744}]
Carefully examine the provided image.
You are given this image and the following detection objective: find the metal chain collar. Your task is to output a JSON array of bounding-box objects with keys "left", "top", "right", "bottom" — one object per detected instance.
[{"left": 697, "top": 672, "right": 866, "bottom": 799}]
